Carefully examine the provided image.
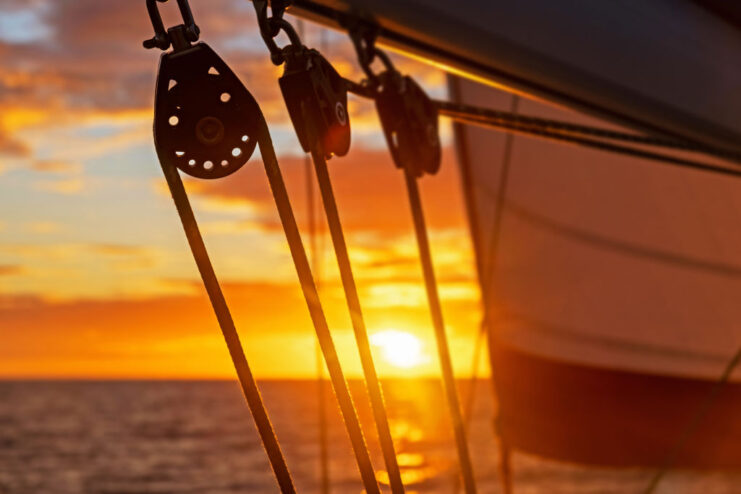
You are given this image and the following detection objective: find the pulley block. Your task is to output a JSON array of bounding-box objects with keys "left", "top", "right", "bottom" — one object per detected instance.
[
  {"left": 153, "top": 43, "right": 260, "bottom": 179},
  {"left": 279, "top": 47, "right": 351, "bottom": 158},
  {"left": 375, "top": 71, "right": 441, "bottom": 177}
]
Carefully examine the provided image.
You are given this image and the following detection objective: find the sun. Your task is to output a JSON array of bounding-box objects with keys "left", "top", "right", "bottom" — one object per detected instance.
[{"left": 370, "top": 330, "right": 425, "bottom": 369}]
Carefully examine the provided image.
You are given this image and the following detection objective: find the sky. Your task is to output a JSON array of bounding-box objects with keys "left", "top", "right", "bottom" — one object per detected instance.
[{"left": 0, "top": 0, "right": 484, "bottom": 379}]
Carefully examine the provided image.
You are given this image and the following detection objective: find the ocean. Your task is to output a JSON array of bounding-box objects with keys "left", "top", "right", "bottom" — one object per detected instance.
[{"left": 0, "top": 380, "right": 738, "bottom": 493}]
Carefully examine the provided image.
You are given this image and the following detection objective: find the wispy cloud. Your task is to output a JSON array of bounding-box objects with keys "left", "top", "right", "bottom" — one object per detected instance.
[
  {"left": 30, "top": 159, "right": 81, "bottom": 174},
  {"left": 23, "top": 221, "right": 64, "bottom": 234},
  {"left": 33, "top": 176, "right": 86, "bottom": 194},
  {"left": 0, "top": 264, "right": 24, "bottom": 276}
]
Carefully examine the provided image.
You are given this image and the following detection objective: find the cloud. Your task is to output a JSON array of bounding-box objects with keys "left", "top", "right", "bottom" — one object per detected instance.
[
  {"left": 0, "top": 0, "right": 446, "bottom": 138},
  {"left": 87, "top": 243, "right": 152, "bottom": 257},
  {"left": 0, "top": 275, "right": 482, "bottom": 378},
  {"left": 0, "top": 264, "right": 24, "bottom": 276},
  {"left": 33, "top": 176, "right": 86, "bottom": 194},
  {"left": 0, "top": 129, "right": 30, "bottom": 156},
  {"left": 30, "top": 159, "right": 81, "bottom": 174},
  {"left": 191, "top": 145, "right": 466, "bottom": 235},
  {"left": 23, "top": 221, "right": 63, "bottom": 234}
]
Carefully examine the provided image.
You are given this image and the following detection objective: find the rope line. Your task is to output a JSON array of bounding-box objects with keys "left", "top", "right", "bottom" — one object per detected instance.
[
  {"left": 642, "top": 345, "right": 741, "bottom": 494},
  {"left": 449, "top": 87, "right": 520, "bottom": 494},
  {"left": 307, "top": 125, "right": 406, "bottom": 493},
  {"left": 305, "top": 131, "right": 331, "bottom": 494},
  {"left": 403, "top": 167, "right": 478, "bottom": 494},
  {"left": 306, "top": 22, "right": 332, "bottom": 494},
  {"left": 440, "top": 110, "right": 741, "bottom": 179},
  {"left": 461, "top": 322, "right": 486, "bottom": 436},
  {"left": 346, "top": 79, "right": 741, "bottom": 171},
  {"left": 435, "top": 100, "right": 741, "bottom": 162},
  {"left": 475, "top": 94, "right": 519, "bottom": 494},
  {"left": 308, "top": 150, "right": 332, "bottom": 494},
  {"left": 257, "top": 117, "right": 381, "bottom": 494},
  {"left": 159, "top": 154, "right": 296, "bottom": 494}
]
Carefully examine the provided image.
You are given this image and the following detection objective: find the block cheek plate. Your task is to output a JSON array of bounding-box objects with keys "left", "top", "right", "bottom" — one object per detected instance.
[
  {"left": 153, "top": 43, "right": 260, "bottom": 179},
  {"left": 376, "top": 73, "right": 441, "bottom": 177}
]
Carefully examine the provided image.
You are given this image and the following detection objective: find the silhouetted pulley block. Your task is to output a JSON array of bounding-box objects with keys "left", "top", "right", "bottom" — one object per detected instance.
[
  {"left": 375, "top": 71, "right": 441, "bottom": 177},
  {"left": 279, "top": 47, "right": 351, "bottom": 159},
  {"left": 154, "top": 43, "right": 260, "bottom": 179}
]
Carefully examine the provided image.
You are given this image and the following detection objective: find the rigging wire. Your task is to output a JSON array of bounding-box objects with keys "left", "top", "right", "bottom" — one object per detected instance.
[
  {"left": 144, "top": 2, "right": 296, "bottom": 490},
  {"left": 449, "top": 86, "right": 520, "bottom": 494},
  {"left": 297, "top": 18, "right": 332, "bottom": 493},
  {"left": 305, "top": 110, "right": 406, "bottom": 494},
  {"left": 159, "top": 159, "right": 297, "bottom": 494},
  {"left": 315, "top": 30, "right": 332, "bottom": 494},
  {"left": 343, "top": 30, "right": 479, "bottom": 492},
  {"left": 476, "top": 94, "right": 519, "bottom": 494},
  {"left": 437, "top": 109, "right": 741, "bottom": 179},
  {"left": 642, "top": 346, "right": 741, "bottom": 494},
  {"left": 403, "top": 166, "right": 479, "bottom": 494},
  {"left": 249, "top": 7, "right": 380, "bottom": 491},
  {"left": 454, "top": 320, "right": 487, "bottom": 494},
  {"left": 345, "top": 79, "right": 741, "bottom": 168},
  {"left": 309, "top": 149, "right": 331, "bottom": 494},
  {"left": 257, "top": 118, "right": 382, "bottom": 494},
  {"left": 435, "top": 100, "right": 741, "bottom": 162},
  {"left": 346, "top": 78, "right": 741, "bottom": 177},
  {"left": 262, "top": 7, "right": 404, "bottom": 490}
]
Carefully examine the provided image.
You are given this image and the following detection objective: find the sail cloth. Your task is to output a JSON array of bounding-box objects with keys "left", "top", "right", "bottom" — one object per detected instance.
[{"left": 449, "top": 76, "right": 741, "bottom": 468}]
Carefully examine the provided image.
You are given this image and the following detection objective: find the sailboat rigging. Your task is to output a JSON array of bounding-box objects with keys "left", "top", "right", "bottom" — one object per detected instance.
[{"left": 137, "top": 0, "right": 741, "bottom": 492}]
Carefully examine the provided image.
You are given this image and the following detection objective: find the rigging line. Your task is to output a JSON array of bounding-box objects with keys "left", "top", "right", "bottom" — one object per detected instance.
[
  {"left": 462, "top": 322, "right": 487, "bottom": 428},
  {"left": 257, "top": 117, "right": 381, "bottom": 494},
  {"left": 159, "top": 159, "right": 296, "bottom": 494},
  {"left": 453, "top": 323, "right": 487, "bottom": 493},
  {"left": 501, "top": 199, "right": 741, "bottom": 278},
  {"left": 642, "top": 345, "right": 741, "bottom": 494},
  {"left": 315, "top": 340, "right": 330, "bottom": 494},
  {"left": 403, "top": 167, "right": 478, "bottom": 494},
  {"left": 306, "top": 112, "right": 406, "bottom": 494},
  {"left": 308, "top": 22, "right": 331, "bottom": 494},
  {"left": 440, "top": 111, "right": 741, "bottom": 179},
  {"left": 310, "top": 149, "right": 331, "bottom": 494},
  {"left": 448, "top": 85, "right": 520, "bottom": 494},
  {"left": 481, "top": 96, "right": 520, "bottom": 298},
  {"left": 475, "top": 94, "right": 519, "bottom": 494},
  {"left": 306, "top": 118, "right": 331, "bottom": 494},
  {"left": 296, "top": 16, "right": 331, "bottom": 493},
  {"left": 347, "top": 81, "right": 740, "bottom": 164},
  {"left": 435, "top": 100, "right": 741, "bottom": 162}
]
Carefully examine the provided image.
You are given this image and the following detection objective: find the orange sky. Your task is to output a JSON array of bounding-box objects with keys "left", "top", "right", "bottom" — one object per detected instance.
[{"left": 0, "top": 0, "right": 485, "bottom": 379}]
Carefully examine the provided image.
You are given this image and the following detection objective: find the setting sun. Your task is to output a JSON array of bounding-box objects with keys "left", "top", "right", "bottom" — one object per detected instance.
[{"left": 370, "top": 330, "right": 427, "bottom": 369}]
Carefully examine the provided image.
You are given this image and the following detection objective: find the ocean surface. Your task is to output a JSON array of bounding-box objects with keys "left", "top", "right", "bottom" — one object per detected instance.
[{"left": 0, "top": 380, "right": 738, "bottom": 493}]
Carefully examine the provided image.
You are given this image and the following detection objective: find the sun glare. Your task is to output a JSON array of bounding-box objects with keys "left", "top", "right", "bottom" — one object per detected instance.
[{"left": 370, "top": 330, "right": 425, "bottom": 369}]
